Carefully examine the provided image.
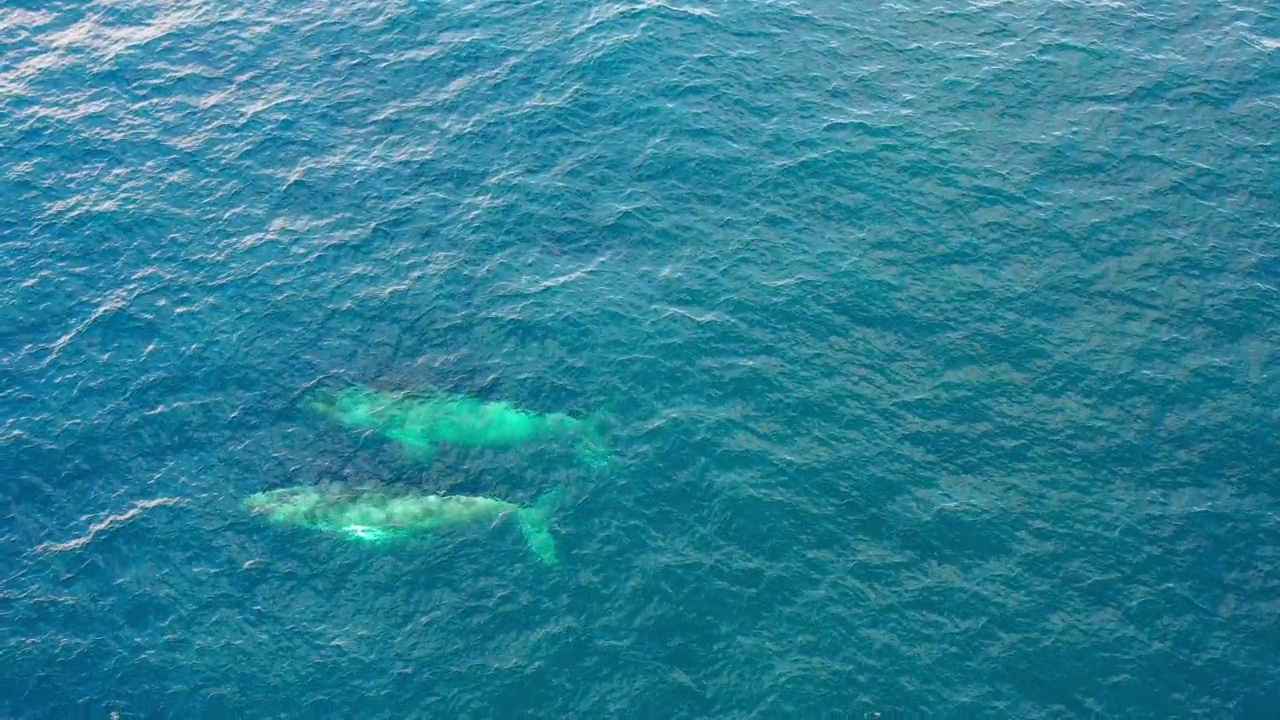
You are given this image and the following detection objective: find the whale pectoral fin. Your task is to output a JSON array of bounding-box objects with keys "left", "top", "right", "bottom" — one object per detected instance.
[{"left": 577, "top": 438, "right": 611, "bottom": 470}]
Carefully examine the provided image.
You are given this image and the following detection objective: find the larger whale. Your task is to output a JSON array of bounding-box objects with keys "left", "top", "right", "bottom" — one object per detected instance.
[
  {"left": 306, "top": 384, "right": 610, "bottom": 467},
  {"left": 244, "top": 483, "right": 564, "bottom": 564}
]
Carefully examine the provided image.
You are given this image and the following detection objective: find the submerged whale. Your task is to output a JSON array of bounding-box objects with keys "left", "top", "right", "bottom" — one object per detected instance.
[
  {"left": 244, "top": 483, "right": 564, "bottom": 564},
  {"left": 307, "top": 384, "right": 610, "bottom": 467}
]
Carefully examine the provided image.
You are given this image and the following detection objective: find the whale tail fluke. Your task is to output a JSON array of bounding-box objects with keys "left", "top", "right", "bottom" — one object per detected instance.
[{"left": 516, "top": 488, "right": 565, "bottom": 565}]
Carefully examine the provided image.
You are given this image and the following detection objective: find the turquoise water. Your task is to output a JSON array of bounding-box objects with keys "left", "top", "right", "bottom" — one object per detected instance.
[{"left": 3, "top": 0, "right": 1280, "bottom": 716}]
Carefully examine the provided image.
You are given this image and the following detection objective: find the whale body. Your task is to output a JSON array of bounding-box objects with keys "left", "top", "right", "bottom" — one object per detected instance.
[
  {"left": 307, "top": 384, "right": 609, "bottom": 467},
  {"left": 244, "top": 483, "right": 563, "bottom": 564}
]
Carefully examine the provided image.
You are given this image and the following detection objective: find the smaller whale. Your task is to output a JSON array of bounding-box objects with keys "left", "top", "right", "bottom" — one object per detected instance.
[
  {"left": 244, "top": 483, "right": 564, "bottom": 564},
  {"left": 306, "top": 384, "right": 610, "bottom": 468}
]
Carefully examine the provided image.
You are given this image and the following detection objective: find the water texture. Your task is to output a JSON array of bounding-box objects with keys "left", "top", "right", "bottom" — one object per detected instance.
[{"left": 2, "top": 0, "right": 1279, "bottom": 716}]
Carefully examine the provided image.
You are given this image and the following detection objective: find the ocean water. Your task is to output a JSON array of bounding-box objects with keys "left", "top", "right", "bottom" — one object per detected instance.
[{"left": 3, "top": 0, "right": 1280, "bottom": 716}]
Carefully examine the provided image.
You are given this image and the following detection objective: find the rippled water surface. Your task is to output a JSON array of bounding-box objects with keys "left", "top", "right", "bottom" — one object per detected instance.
[{"left": 3, "top": 0, "right": 1280, "bottom": 716}]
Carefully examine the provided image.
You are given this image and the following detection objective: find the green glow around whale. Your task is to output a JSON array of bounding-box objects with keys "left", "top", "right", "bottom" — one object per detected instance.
[
  {"left": 244, "top": 483, "right": 564, "bottom": 564},
  {"left": 307, "top": 384, "right": 610, "bottom": 468}
]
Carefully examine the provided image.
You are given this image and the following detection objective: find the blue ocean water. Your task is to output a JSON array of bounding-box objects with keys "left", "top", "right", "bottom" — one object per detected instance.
[{"left": 3, "top": 0, "right": 1280, "bottom": 715}]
